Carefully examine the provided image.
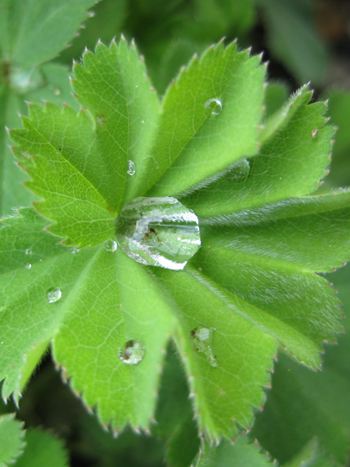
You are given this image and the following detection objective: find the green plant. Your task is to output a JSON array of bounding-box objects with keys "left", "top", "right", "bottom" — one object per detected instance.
[
  {"left": 1, "top": 34, "right": 350, "bottom": 457},
  {"left": 1, "top": 1, "right": 350, "bottom": 464},
  {"left": 0, "top": 413, "right": 68, "bottom": 466}
]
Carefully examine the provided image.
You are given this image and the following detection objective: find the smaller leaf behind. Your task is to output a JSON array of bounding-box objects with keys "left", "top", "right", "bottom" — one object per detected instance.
[
  {"left": 0, "top": 0, "right": 98, "bottom": 67},
  {"left": 0, "top": 414, "right": 25, "bottom": 467},
  {"left": 14, "top": 429, "right": 68, "bottom": 467},
  {"left": 193, "top": 437, "right": 272, "bottom": 467}
]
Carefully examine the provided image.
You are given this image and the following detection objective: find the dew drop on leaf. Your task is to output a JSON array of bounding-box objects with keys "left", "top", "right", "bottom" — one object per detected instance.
[
  {"left": 127, "top": 160, "right": 136, "bottom": 176},
  {"left": 25, "top": 248, "right": 32, "bottom": 256},
  {"left": 10, "top": 67, "right": 43, "bottom": 94},
  {"left": 47, "top": 287, "right": 62, "bottom": 304},
  {"left": 116, "top": 197, "right": 201, "bottom": 270},
  {"left": 228, "top": 158, "right": 251, "bottom": 182},
  {"left": 311, "top": 128, "right": 318, "bottom": 138},
  {"left": 191, "top": 327, "right": 217, "bottom": 368},
  {"left": 25, "top": 263, "right": 32, "bottom": 270},
  {"left": 70, "top": 247, "right": 80, "bottom": 254},
  {"left": 104, "top": 239, "right": 118, "bottom": 253},
  {"left": 205, "top": 97, "right": 223, "bottom": 116},
  {"left": 53, "top": 87, "right": 61, "bottom": 96},
  {"left": 119, "top": 340, "right": 145, "bottom": 365}
]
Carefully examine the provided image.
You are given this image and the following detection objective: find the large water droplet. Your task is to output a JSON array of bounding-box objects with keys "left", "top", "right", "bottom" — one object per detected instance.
[
  {"left": 205, "top": 97, "right": 223, "bottom": 116},
  {"left": 116, "top": 197, "right": 201, "bottom": 270},
  {"left": 104, "top": 239, "right": 118, "bottom": 252},
  {"left": 119, "top": 340, "right": 145, "bottom": 365},
  {"left": 47, "top": 287, "right": 62, "bottom": 304},
  {"left": 127, "top": 160, "right": 136, "bottom": 176},
  {"left": 228, "top": 158, "right": 251, "bottom": 182},
  {"left": 191, "top": 327, "right": 217, "bottom": 368}
]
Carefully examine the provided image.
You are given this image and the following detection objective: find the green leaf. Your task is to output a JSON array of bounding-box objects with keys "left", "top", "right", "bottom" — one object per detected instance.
[
  {"left": 184, "top": 86, "right": 334, "bottom": 218},
  {"left": 139, "top": 42, "right": 265, "bottom": 198},
  {"left": 0, "top": 208, "right": 94, "bottom": 400},
  {"left": 4, "top": 40, "right": 348, "bottom": 443},
  {"left": 0, "top": 0, "right": 97, "bottom": 67},
  {"left": 284, "top": 438, "right": 340, "bottom": 467},
  {"left": 201, "top": 190, "right": 350, "bottom": 273},
  {"left": 53, "top": 251, "right": 176, "bottom": 431},
  {"left": 0, "top": 87, "right": 33, "bottom": 214},
  {"left": 264, "top": 82, "right": 289, "bottom": 118},
  {"left": 11, "top": 102, "right": 115, "bottom": 246},
  {"left": 253, "top": 264, "right": 350, "bottom": 465},
  {"left": 0, "top": 414, "right": 25, "bottom": 467},
  {"left": 14, "top": 429, "right": 68, "bottom": 467},
  {"left": 154, "top": 349, "right": 200, "bottom": 467},
  {"left": 0, "top": 63, "right": 74, "bottom": 216},
  {"left": 72, "top": 39, "right": 160, "bottom": 208},
  {"left": 327, "top": 90, "right": 350, "bottom": 187},
  {"left": 257, "top": 0, "right": 329, "bottom": 85},
  {"left": 59, "top": 0, "right": 127, "bottom": 64},
  {"left": 193, "top": 437, "right": 272, "bottom": 467},
  {"left": 155, "top": 267, "right": 277, "bottom": 439}
]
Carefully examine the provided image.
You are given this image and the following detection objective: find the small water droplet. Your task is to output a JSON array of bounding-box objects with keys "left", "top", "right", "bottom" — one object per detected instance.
[
  {"left": 25, "top": 248, "right": 32, "bottom": 256},
  {"left": 116, "top": 197, "right": 201, "bottom": 270},
  {"left": 205, "top": 97, "right": 223, "bottom": 116},
  {"left": 25, "top": 263, "right": 32, "bottom": 270},
  {"left": 140, "top": 119, "right": 145, "bottom": 124},
  {"left": 53, "top": 87, "right": 61, "bottom": 96},
  {"left": 228, "top": 159, "right": 251, "bottom": 182},
  {"left": 127, "top": 160, "right": 136, "bottom": 176},
  {"left": 96, "top": 114, "right": 106, "bottom": 126},
  {"left": 70, "top": 247, "right": 80, "bottom": 254},
  {"left": 47, "top": 287, "right": 62, "bottom": 304},
  {"left": 119, "top": 340, "right": 145, "bottom": 365},
  {"left": 191, "top": 327, "right": 217, "bottom": 368},
  {"left": 311, "top": 128, "right": 318, "bottom": 138},
  {"left": 104, "top": 239, "right": 118, "bottom": 252}
]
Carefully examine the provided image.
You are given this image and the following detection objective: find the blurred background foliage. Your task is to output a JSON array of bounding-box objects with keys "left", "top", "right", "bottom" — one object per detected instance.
[{"left": 1, "top": 0, "right": 350, "bottom": 465}]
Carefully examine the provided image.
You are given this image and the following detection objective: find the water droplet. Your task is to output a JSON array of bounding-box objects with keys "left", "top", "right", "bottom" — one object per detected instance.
[
  {"left": 228, "top": 159, "right": 251, "bottom": 182},
  {"left": 205, "top": 97, "right": 223, "bottom": 116},
  {"left": 127, "top": 160, "right": 136, "bottom": 176},
  {"left": 25, "top": 248, "right": 32, "bottom": 256},
  {"left": 10, "top": 67, "right": 43, "bottom": 94},
  {"left": 104, "top": 239, "right": 118, "bottom": 252},
  {"left": 25, "top": 263, "right": 32, "bottom": 270},
  {"left": 70, "top": 247, "right": 80, "bottom": 254},
  {"left": 96, "top": 114, "right": 106, "bottom": 126},
  {"left": 47, "top": 287, "right": 62, "bottom": 304},
  {"left": 53, "top": 87, "right": 61, "bottom": 96},
  {"left": 119, "top": 340, "right": 145, "bottom": 365},
  {"left": 116, "top": 197, "right": 201, "bottom": 270},
  {"left": 191, "top": 327, "right": 217, "bottom": 368},
  {"left": 311, "top": 128, "right": 318, "bottom": 138}
]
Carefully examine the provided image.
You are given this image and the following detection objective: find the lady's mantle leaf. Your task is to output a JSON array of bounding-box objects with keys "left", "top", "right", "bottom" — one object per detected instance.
[
  {"left": 184, "top": 85, "right": 334, "bottom": 218},
  {"left": 0, "top": 414, "right": 25, "bottom": 466},
  {"left": 11, "top": 39, "right": 160, "bottom": 245},
  {"left": 0, "top": 0, "right": 97, "bottom": 67},
  {"left": 4, "top": 40, "right": 350, "bottom": 441},
  {"left": 14, "top": 429, "right": 68, "bottom": 467},
  {"left": 138, "top": 41, "right": 266, "bottom": 199},
  {"left": 193, "top": 437, "right": 272, "bottom": 467}
]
